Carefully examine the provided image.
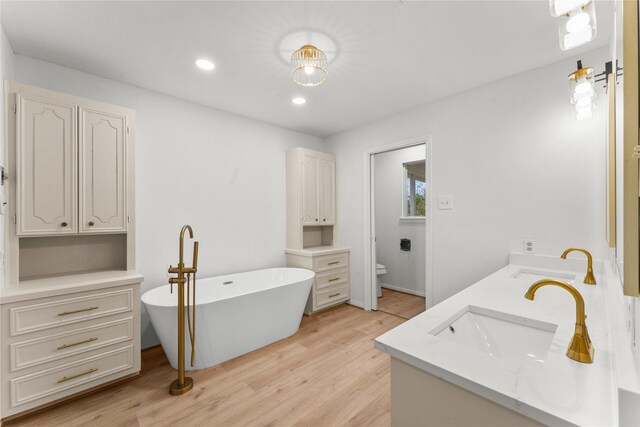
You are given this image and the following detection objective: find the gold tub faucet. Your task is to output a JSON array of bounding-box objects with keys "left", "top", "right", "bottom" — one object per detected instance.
[
  {"left": 524, "top": 279, "right": 594, "bottom": 363},
  {"left": 561, "top": 247, "right": 596, "bottom": 285}
]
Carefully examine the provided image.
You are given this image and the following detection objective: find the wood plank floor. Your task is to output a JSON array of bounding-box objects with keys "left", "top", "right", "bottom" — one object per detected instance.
[
  {"left": 377, "top": 288, "right": 426, "bottom": 320},
  {"left": 5, "top": 305, "right": 406, "bottom": 427}
]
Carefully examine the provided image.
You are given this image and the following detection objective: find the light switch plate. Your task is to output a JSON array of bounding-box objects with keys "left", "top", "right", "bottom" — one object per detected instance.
[{"left": 437, "top": 195, "right": 453, "bottom": 210}]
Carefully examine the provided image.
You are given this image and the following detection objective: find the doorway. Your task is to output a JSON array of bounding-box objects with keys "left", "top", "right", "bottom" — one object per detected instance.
[{"left": 363, "top": 136, "right": 433, "bottom": 314}]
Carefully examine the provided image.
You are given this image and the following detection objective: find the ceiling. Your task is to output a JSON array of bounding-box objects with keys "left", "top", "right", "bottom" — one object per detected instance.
[{"left": 1, "top": 1, "right": 612, "bottom": 137}]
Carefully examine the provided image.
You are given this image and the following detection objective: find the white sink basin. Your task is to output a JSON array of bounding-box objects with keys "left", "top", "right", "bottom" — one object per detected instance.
[
  {"left": 511, "top": 268, "right": 577, "bottom": 284},
  {"left": 431, "top": 306, "right": 557, "bottom": 363}
]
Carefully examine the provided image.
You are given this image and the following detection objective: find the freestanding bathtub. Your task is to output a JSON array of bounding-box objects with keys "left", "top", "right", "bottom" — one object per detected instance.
[{"left": 141, "top": 268, "right": 314, "bottom": 370}]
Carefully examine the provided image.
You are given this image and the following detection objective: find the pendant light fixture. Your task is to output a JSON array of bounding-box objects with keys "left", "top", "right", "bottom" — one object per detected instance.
[
  {"left": 549, "top": 0, "right": 597, "bottom": 50},
  {"left": 291, "top": 45, "right": 328, "bottom": 87},
  {"left": 569, "top": 60, "right": 596, "bottom": 120}
]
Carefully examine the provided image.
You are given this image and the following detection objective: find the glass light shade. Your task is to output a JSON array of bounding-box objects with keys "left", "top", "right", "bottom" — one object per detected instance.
[
  {"left": 291, "top": 45, "right": 328, "bottom": 87},
  {"left": 568, "top": 66, "right": 595, "bottom": 104},
  {"left": 558, "top": 2, "right": 596, "bottom": 50},
  {"left": 549, "top": 0, "right": 590, "bottom": 17},
  {"left": 575, "top": 101, "right": 595, "bottom": 120}
]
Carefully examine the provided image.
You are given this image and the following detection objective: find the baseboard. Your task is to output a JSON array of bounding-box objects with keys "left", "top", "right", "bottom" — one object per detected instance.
[
  {"left": 381, "top": 284, "right": 426, "bottom": 298},
  {"left": 348, "top": 299, "right": 365, "bottom": 309}
]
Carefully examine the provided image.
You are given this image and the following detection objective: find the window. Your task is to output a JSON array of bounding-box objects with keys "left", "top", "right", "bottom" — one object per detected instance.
[{"left": 403, "top": 160, "right": 426, "bottom": 217}]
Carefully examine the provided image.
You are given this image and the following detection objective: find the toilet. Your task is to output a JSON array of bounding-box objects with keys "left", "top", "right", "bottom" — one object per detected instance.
[{"left": 376, "top": 263, "right": 387, "bottom": 297}]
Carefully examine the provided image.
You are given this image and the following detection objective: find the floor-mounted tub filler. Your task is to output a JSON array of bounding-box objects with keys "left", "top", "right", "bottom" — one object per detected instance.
[{"left": 142, "top": 267, "right": 314, "bottom": 371}]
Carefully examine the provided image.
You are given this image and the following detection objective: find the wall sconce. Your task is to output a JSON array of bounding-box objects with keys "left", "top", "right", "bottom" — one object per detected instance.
[
  {"left": 550, "top": 0, "right": 597, "bottom": 50},
  {"left": 569, "top": 60, "right": 623, "bottom": 121}
]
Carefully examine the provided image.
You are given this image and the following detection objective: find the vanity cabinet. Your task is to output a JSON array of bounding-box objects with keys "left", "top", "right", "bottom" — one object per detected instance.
[
  {"left": 16, "top": 94, "right": 129, "bottom": 236},
  {"left": 286, "top": 247, "right": 350, "bottom": 315}
]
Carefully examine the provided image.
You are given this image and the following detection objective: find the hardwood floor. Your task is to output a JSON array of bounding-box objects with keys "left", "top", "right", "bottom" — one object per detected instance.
[
  {"left": 376, "top": 288, "right": 425, "bottom": 320},
  {"left": 5, "top": 305, "right": 406, "bottom": 427}
]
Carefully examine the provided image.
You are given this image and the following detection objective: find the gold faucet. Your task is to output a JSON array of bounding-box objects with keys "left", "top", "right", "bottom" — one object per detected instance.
[
  {"left": 524, "top": 279, "right": 594, "bottom": 363},
  {"left": 167, "top": 225, "right": 199, "bottom": 395},
  {"left": 561, "top": 247, "right": 596, "bottom": 285}
]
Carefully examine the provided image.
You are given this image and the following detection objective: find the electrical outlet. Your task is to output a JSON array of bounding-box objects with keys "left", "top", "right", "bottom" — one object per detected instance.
[{"left": 523, "top": 239, "right": 536, "bottom": 254}]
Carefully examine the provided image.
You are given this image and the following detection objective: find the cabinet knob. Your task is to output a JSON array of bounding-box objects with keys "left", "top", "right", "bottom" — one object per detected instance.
[
  {"left": 60, "top": 221, "right": 68, "bottom": 227},
  {"left": 323, "top": 219, "right": 326, "bottom": 222},
  {"left": 88, "top": 221, "right": 95, "bottom": 227},
  {"left": 315, "top": 218, "right": 318, "bottom": 222}
]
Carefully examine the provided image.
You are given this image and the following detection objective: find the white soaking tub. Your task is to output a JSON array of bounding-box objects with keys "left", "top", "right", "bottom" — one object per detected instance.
[{"left": 142, "top": 267, "right": 314, "bottom": 370}]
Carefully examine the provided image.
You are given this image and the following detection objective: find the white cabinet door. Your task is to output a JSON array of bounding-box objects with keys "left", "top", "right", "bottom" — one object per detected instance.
[
  {"left": 79, "top": 109, "right": 127, "bottom": 233},
  {"left": 302, "top": 154, "right": 319, "bottom": 225},
  {"left": 17, "top": 95, "right": 77, "bottom": 235},
  {"left": 319, "top": 159, "right": 335, "bottom": 225}
]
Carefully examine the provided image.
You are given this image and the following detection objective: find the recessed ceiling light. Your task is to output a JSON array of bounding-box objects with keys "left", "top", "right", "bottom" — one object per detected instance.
[
  {"left": 195, "top": 59, "right": 215, "bottom": 71},
  {"left": 292, "top": 97, "right": 306, "bottom": 105}
]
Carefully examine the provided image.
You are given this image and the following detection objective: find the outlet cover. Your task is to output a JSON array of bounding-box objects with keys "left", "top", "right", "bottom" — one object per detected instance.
[
  {"left": 438, "top": 195, "right": 453, "bottom": 210},
  {"left": 523, "top": 239, "right": 536, "bottom": 254}
]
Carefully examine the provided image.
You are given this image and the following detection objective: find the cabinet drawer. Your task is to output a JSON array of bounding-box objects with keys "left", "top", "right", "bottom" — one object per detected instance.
[
  {"left": 316, "top": 268, "right": 348, "bottom": 290},
  {"left": 10, "top": 317, "right": 133, "bottom": 372},
  {"left": 316, "top": 284, "right": 350, "bottom": 307},
  {"left": 10, "top": 288, "right": 133, "bottom": 336},
  {"left": 10, "top": 345, "right": 133, "bottom": 408},
  {"left": 314, "top": 253, "right": 349, "bottom": 272}
]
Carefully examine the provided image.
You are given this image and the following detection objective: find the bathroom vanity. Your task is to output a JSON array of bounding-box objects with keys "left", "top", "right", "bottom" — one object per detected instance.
[
  {"left": 0, "top": 82, "right": 142, "bottom": 420},
  {"left": 376, "top": 253, "right": 640, "bottom": 426},
  {"left": 285, "top": 147, "right": 350, "bottom": 314}
]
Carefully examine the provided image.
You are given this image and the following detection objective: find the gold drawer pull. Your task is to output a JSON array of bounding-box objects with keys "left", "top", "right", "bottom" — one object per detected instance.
[
  {"left": 57, "top": 306, "right": 99, "bottom": 316},
  {"left": 328, "top": 261, "right": 340, "bottom": 265},
  {"left": 56, "top": 337, "right": 98, "bottom": 350},
  {"left": 57, "top": 368, "right": 98, "bottom": 383},
  {"left": 329, "top": 293, "right": 341, "bottom": 298},
  {"left": 328, "top": 278, "right": 340, "bottom": 282}
]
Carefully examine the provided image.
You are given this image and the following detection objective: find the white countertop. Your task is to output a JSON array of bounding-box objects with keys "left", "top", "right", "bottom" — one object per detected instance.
[
  {"left": 375, "top": 259, "right": 617, "bottom": 426},
  {"left": 0, "top": 269, "right": 144, "bottom": 304},
  {"left": 285, "top": 246, "right": 350, "bottom": 256}
]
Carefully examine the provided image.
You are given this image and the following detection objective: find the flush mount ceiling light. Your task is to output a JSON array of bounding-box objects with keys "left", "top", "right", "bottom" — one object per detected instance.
[
  {"left": 549, "top": 0, "right": 597, "bottom": 50},
  {"left": 291, "top": 45, "right": 327, "bottom": 87},
  {"left": 195, "top": 58, "right": 215, "bottom": 71},
  {"left": 292, "top": 97, "right": 306, "bottom": 105}
]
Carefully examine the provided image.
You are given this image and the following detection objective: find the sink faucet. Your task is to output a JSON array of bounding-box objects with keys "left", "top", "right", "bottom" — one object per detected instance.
[
  {"left": 561, "top": 247, "right": 596, "bottom": 285},
  {"left": 524, "top": 279, "right": 593, "bottom": 363}
]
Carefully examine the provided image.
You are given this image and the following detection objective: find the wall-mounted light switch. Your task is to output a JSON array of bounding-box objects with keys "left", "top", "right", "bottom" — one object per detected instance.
[{"left": 438, "top": 195, "right": 453, "bottom": 210}]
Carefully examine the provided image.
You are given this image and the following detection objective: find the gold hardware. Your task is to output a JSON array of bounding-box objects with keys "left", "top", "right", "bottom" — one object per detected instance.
[
  {"left": 329, "top": 293, "right": 341, "bottom": 298},
  {"left": 60, "top": 221, "right": 68, "bottom": 227},
  {"left": 88, "top": 221, "right": 95, "bottom": 226},
  {"left": 560, "top": 247, "right": 596, "bottom": 284},
  {"left": 315, "top": 218, "right": 318, "bottom": 221},
  {"left": 57, "top": 368, "right": 98, "bottom": 383},
  {"left": 168, "top": 225, "right": 199, "bottom": 396},
  {"left": 328, "top": 278, "right": 340, "bottom": 282},
  {"left": 323, "top": 219, "right": 326, "bottom": 222},
  {"left": 524, "top": 279, "right": 594, "bottom": 363},
  {"left": 57, "top": 306, "right": 99, "bottom": 316},
  {"left": 328, "top": 261, "right": 339, "bottom": 265},
  {"left": 56, "top": 337, "right": 98, "bottom": 350}
]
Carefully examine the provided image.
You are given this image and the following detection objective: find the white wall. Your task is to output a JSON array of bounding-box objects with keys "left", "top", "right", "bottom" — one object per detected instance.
[
  {"left": 374, "top": 145, "right": 425, "bottom": 296},
  {"left": 11, "top": 54, "right": 323, "bottom": 348},
  {"left": 326, "top": 47, "right": 609, "bottom": 308}
]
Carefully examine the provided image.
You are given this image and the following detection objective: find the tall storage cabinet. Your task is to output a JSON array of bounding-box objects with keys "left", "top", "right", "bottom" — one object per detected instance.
[
  {"left": 286, "top": 147, "right": 349, "bottom": 315},
  {"left": 1, "top": 82, "right": 142, "bottom": 421}
]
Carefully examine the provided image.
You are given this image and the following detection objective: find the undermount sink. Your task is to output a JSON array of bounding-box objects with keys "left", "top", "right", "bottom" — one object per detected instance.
[
  {"left": 511, "top": 268, "right": 577, "bottom": 284},
  {"left": 431, "top": 306, "right": 557, "bottom": 363}
]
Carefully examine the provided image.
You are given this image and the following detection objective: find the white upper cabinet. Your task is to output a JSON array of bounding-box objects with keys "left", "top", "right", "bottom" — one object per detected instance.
[
  {"left": 319, "top": 159, "right": 335, "bottom": 225},
  {"left": 15, "top": 90, "right": 131, "bottom": 237},
  {"left": 79, "top": 109, "right": 127, "bottom": 233},
  {"left": 17, "top": 95, "right": 77, "bottom": 236},
  {"left": 302, "top": 153, "right": 319, "bottom": 225}
]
